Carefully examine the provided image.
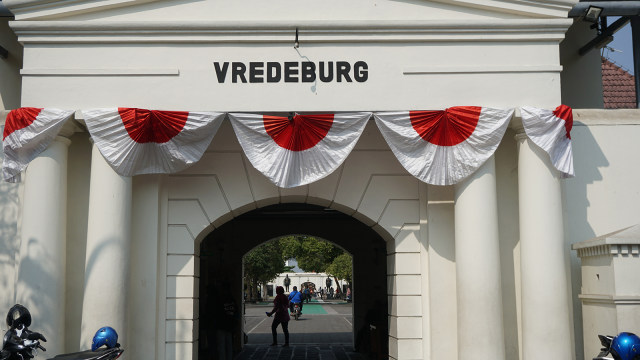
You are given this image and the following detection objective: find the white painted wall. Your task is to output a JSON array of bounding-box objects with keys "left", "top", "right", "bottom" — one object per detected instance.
[
  {"left": 0, "top": 18, "right": 21, "bottom": 110},
  {"left": 0, "top": 20, "right": 22, "bottom": 315},
  {"left": 0, "top": 113, "right": 22, "bottom": 331},
  {"left": 5, "top": 1, "right": 640, "bottom": 359}
]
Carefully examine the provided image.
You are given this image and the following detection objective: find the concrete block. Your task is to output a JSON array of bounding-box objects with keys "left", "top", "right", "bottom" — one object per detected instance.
[
  {"left": 387, "top": 274, "right": 421, "bottom": 296},
  {"left": 397, "top": 338, "right": 423, "bottom": 359},
  {"left": 334, "top": 151, "right": 406, "bottom": 211},
  {"left": 165, "top": 342, "right": 193, "bottom": 360},
  {"left": 358, "top": 175, "right": 419, "bottom": 224},
  {"left": 244, "top": 156, "right": 280, "bottom": 204},
  {"left": 166, "top": 319, "right": 196, "bottom": 342},
  {"left": 168, "top": 199, "right": 210, "bottom": 240},
  {"left": 389, "top": 295, "right": 422, "bottom": 317},
  {"left": 308, "top": 166, "right": 342, "bottom": 206},
  {"left": 167, "top": 175, "right": 229, "bottom": 224},
  {"left": 280, "top": 185, "right": 308, "bottom": 202},
  {"left": 166, "top": 298, "right": 198, "bottom": 320},
  {"left": 378, "top": 200, "right": 420, "bottom": 239},
  {"left": 389, "top": 336, "right": 398, "bottom": 360},
  {"left": 387, "top": 253, "right": 421, "bottom": 275},
  {"left": 392, "top": 316, "right": 422, "bottom": 339},
  {"left": 165, "top": 320, "right": 196, "bottom": 342},
  {"left": 168, "top": 225, "right": 195, "bottom": 254},
  {"left": 167, "top": 255, "right": 195, "bottom": 276},
  {"left": 167, "top": 276, "right": 196, "bottom": 298},
  {"left": 179, "top": 152, "right": 254, "bottom": 213}
]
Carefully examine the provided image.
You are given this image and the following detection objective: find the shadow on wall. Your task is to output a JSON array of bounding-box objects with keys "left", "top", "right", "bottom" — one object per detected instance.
[
  {"left": 564, "top": 123, "right": 609, "bottom": 360},
  {"left": 15, "top": 238, "right": 57, "bottom": 337},
  {"left": 0, "top": 143, "right": 21, "bottom": 317}
]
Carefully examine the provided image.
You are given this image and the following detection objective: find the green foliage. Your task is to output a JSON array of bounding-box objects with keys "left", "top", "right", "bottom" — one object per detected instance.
[
  {"left": 278, "top": 235, "right": 343, "bottom": 273},
  {"left": 243, "top": 240, "right": 288, "bottom": 300},
  {"left": 243, "top": 235, "right": 352, "bottom": 301},
  {"left": 326, "top": 252, "right": 352, "bottom": 284}
]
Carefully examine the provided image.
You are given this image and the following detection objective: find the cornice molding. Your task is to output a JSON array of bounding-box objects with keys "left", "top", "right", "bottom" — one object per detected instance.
[
  {"left": 3, "top": 0, "right": 158, "bottom": 20},
  {"left": 3, "top": 0, "right": 577, "bottom": 21},
  {"left": 9, "top": 19, "right": 574, "bottom": 44},
  {"left": 427, "top": 0, "right": 576, "bottom": 18},
  {"left": 573, "top": 109, "right": 640, "bottom": 126}
]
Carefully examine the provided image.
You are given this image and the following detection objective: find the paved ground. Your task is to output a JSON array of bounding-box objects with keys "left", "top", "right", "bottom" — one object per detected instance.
[
  {"left": 236, "top": 300, "right": 367, "bottom": 359},
  {"left": 235, "top": 344, "right": 367, "bottom": 360}
]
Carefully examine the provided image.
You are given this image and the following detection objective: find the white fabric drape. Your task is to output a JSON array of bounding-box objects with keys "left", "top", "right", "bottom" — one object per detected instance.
[
  {"left": 374, "top": 107, "right": 514, "bottom": 186},
  {"left": 2, "top": 107, "right": 74, "bottom": 182},
  {"left": 520, "top": 105, "right": 574, "bottom": 178},
  {"left": 228, "top": 112, "right": 371, "bottom": 188},
  {"left": 82, "top": 108, "right": 224, "bottom": 176},
  {"left": 3, "top": 106, "right": 574, "bottom": 185}
]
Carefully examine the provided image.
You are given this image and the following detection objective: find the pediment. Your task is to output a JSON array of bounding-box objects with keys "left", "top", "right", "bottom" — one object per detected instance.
[{"left": 4, "top": 0, "right": 576, "bottom": 22}]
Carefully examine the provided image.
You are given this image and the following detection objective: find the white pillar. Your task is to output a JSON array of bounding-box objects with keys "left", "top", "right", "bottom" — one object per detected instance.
[
  {"left": 517, "top": 133, "right": 572, "bottom": 359},
  {"left": 16, "top": 135, "right": 71, "bottom": 355},
  {"left": 80, "top": 143, "right": 132, "bottom": 349},
  {"left": 454, "top": 157, "right": 506, "bottom": 359}
]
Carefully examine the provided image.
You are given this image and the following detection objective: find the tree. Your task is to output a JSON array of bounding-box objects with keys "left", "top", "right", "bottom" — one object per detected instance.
[
  {"left": 325, "top": 252, "right": 352, "bottom": 290},
  {"left": 279, "top": 235, "right": 343, "bottom": 273},
  {"left": 243, "top": 240, "right": 288, "bottom": 302}
]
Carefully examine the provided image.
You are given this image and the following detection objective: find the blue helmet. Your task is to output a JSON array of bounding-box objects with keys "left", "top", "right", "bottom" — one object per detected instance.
[
  {"left": 91, "top": 326, "right": 118, "bottom": 351},
  {"left": 610, "top": 332, "right": 640, "bottom": 360}
]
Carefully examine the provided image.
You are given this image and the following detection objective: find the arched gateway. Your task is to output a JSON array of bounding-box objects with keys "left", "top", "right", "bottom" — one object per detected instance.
[
  {"left": 198, "top": 203, "right": 389, "bottom": 357},
  {"left": 161, "top": 120, "right": 422, "bottom": 359}
]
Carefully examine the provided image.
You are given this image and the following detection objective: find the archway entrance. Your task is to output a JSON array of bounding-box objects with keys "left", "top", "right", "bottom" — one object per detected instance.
[{"left": 198, "top": 203, "right": 388, "bottom": 359}]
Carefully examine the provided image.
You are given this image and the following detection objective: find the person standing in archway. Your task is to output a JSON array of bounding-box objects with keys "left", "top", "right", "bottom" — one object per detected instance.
[{"left": 266, "top": 286, "right": 290, "bottom": 347}]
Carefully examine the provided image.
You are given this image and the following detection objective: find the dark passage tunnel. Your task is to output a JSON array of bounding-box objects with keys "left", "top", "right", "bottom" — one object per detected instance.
[{"left": 198, "top": 203, "right": 389, "bottom": 359}]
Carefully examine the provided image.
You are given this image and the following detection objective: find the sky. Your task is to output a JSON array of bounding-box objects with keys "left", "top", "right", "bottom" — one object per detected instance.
[{"left": 603, "top": 19, "right": 635, "bottom": 75}]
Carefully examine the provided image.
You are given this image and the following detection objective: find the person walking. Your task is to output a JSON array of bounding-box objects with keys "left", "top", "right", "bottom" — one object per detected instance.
[{"left": 266, "top": 286, "right": 290, "bottom": 347}]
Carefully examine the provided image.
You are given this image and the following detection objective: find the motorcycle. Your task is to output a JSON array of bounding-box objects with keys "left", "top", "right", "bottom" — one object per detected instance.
[
  {"left": 2, "top": 305, "right": 123, "bottom": 360},
  {"left": 291, "top": 303, "right": 301, "bottom": 321},
  {"left": 593, "top": 332, "right": 640, "bottom": 360},
  {"left": 0, "top": 339, "right": 123, "bottom": 360}
]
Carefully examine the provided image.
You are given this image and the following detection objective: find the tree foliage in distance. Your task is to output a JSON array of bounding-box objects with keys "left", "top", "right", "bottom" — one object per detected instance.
[
  {"left": 326, "top": 252, "right": 352, "bottom": 285},
  {"left": 243, "top": 235, "right": 353, "bottom": 300},
  {"left": 279, "top": 235, "right": 343, "bottom": 273},
  {"left": 243, "top": 240, "right": 288, "bottom": 301}
]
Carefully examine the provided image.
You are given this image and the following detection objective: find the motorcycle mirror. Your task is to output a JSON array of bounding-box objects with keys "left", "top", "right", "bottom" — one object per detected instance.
[{"left": 598, "top": 334, "right": 613, "bottom": 349}]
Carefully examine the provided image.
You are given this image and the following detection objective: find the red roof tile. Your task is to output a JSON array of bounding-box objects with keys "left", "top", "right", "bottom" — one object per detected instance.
[{"left": 602, "top": 58, "right": 637, "bottom": 109}]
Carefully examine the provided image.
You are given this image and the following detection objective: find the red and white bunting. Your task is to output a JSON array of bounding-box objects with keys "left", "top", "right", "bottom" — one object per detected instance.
[
  {"left": 374, "top": 107, "right": 514, "bottom": 185},
  {"left": 520, "top": 105, "right": 574, "bottom": 178},
  {"left": 82, "top": 108, "right": 224, "bottom": 176},
  {"left": 2, "top": 107, "right": 74, "bottom": 182},
  {"left": 228, "top": 112, "right": 371, "bottom": 188}
]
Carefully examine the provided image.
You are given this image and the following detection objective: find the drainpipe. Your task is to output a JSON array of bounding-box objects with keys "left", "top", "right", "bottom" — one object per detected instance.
[{"left": 632, "top": 17, "right": 640, "bottom": 108}]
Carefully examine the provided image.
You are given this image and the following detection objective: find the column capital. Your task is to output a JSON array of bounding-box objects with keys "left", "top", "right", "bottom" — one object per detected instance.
[{"left": 58, "top": 115, "right": 84, "bottom": 138}]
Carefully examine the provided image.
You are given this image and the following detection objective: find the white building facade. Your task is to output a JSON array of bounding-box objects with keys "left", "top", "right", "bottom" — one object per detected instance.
[{"left": 1, "top": 0, "right": 639, "bottom": 359}]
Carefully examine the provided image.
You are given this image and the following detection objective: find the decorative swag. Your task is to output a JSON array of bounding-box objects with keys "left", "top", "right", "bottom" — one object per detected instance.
[{"left": 2, "top": 106, "right": 574, "bottom": 186}]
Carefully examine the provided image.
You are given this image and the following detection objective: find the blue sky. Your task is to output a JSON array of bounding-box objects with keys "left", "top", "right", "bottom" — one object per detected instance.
[{"left": 604, "top": 19, "right": 635, "bottom": 75}]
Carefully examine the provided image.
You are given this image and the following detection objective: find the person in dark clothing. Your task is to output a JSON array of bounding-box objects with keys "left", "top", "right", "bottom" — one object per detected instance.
[
  {"left": 267, "top": 286, "right": 290, "bottom": 347},
  {"left": 303, "top": 287, "right": 311, "bottom": 303}
]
